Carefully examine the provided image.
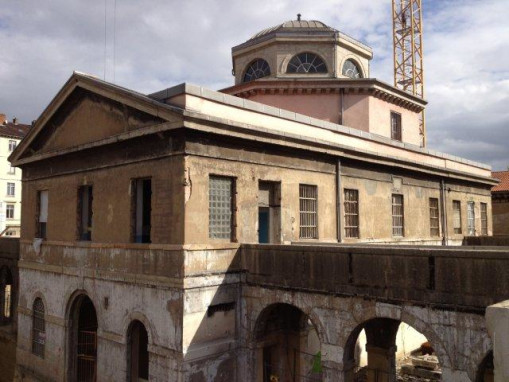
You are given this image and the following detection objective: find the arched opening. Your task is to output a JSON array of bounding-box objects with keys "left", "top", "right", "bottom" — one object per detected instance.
[
  {"left": 475, "top": 351, "right": 494, "bottom": 382},
  {"left": 0, "top": 266, "right": 13, "bottom": 324},
  {"left": 68, "top": 294, "right": 98, "bottom": 382},
  {"left": 342, "top": 59, "right": 363, "bottom": 79},
  {"left": 344, "top": 318, "right": 441, "bottom": 382},
  {"left": 243, "top": 59, "right": 271, "bottom": 83},
  {"left": 287, "top": 52, "right": 327, "bottom": 74},
  {"left": 254, "top": 303, "right": 322, "bottom": 382},
  {"left": 127, "top": 320, "right": 149, "bottom": 382},
  {"left": 32, "top": 297, "right": 45, "bottom": 358}
]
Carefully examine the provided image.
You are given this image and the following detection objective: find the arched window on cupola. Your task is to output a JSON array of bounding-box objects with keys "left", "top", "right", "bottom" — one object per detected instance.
[
  {"left": 342, "top": 59, "right": 363, "bottom": 79},
  {"left": 287, "top": 52, "right": 327, "bottom": 74},
  {"left": 243, "top": 59, "right": 271, "bottom": 83}
]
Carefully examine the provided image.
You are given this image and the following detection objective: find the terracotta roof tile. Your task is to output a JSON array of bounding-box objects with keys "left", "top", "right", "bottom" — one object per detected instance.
[
  {"left": 0, "top": 122, "right": 31, "bottom": 139},
  {"left": 492, "top": 171, "right": 509, "bottom": 192}
]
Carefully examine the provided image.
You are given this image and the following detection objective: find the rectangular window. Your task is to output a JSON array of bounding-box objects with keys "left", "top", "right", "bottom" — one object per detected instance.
[
  {"left": 344, "top": 189, "right": 359, "bottom": 238},
  {"left": 391, "top": 112, "right": 402, "bottom": 141},
  {"left": 453, "top": 200, "right": 462, "bottom": 234},
  {"left": 481, "top": 202, "right": 488, "bottom": 236},
  {"left": 5, "top": 204, "right": 14, "bottom": 220},
  {"left": 392, "top": 194, "right": 404, "bottom": 237},
  {"left": 37, "top": 190, "right": 48, "bottom": 239},
  {"left": 467, "top": 201, "right": 475, "bottom": 236},
  {"left": 429, "top": 198, "right": 440, "bottom": 237},
  {"left": 6, "top": 182, "right": 15, "bottom": 197},
  {"left": 77, "top": 185, "right": 93, "bottom": 241},
  {"left": 8, "top": 165, "right": 15, "bottom": 175},
  {"left": 8, "top": 140, "right": 16, "bottom": 152},
  {"left": 299, "top": 184, "right": 318, "bottom": 239},
  {"left": 131, "top": 178, "right": 152, "bottom": 243},
  {"left": 209, "top": 176, "right": 235, "bottom": 240}
]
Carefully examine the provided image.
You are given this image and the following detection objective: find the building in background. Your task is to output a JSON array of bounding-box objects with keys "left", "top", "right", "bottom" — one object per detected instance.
[
  {"left": 492, "top": 170, "right": 509, "bottom": 235},
  {"left": 9, "top": 18, "right": 499, "bottom": 382},
  {"left": 0, "top": 115, "right": 29, "bottom": 237}
]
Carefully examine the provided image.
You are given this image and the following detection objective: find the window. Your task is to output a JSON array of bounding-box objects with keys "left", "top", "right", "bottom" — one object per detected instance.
[
  {"left": 429, "top": 198, "right": 440, "bottom": 237},
  {"left": 481, "top": 203, "right": 488, "bottom": 235},
  {"left": 209, "top": 176, "right": 235, "bottom": 240},
  {"left": 344, "top": 189, "right": 359, "bottom": 238},
  {"left": 37, "top": 190, "right": 48, "bottom": 239},
  {"left": 32, "top": 298, "right": 45, "bottom": 358},
  {"left": 132, "top": 179, "right": 152, "bottom": 243},
  {"left": 287, "top": 53, "right": 327, "bottom": 74},
  {"left": 5, "top": 204, "right": 14, "bottom": 220},
  {"left": 453, "top": 201, "right": 462, "bottom": 234},
  {"left": 342, "top": 59, "right": 362, "bottom": 79},
  {"left": 299, "top": 184, "right": 318, "bottom": 239},
  {"left": 391, "top": 112, "right": 402, "bottom": 141},
  {"left": 6, "top": 183, "right": 15, "bottom": 197},
  {"left": 243, "top": 59, "right": 271, "bottom": 83},
  {"left": 8, "top": 140, "right": 16, "bottom": 152},
  {"left": 8, "top": 165, "right": 15, "bottom": 175},
  {"left": 392, "top": 194, "right": 404, "bottom": 237},
  {"left": 0, "top": 267, "right": 13, "bottom": 323},
  {"left": 78, "top": 186, "right": 93, "bottom": 241},
  {"left": 467, "top": 201, "right": 475, "bottom": 236}
]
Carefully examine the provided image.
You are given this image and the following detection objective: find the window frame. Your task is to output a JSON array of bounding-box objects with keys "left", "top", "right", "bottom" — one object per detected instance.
[
  {"left": 299, "top": 184, "right": 318, "bottom": 239},
  {"left": 480, "top": 202, "right": 488, "bottom": 236},
  {"left": 344, "top": 189, "right": 359, "bottom": 238},
  {"left": 8, "top": 140, "right": 17, "bottom": 152},
  {"left": 452, "top": 200, "right": 462, "bottom": 234},
  {"left": 390, "top": 111, "right": 402, "bottom": 141},
  {"left": 32, "top": 298, "right": 45, "bottom": 358},
  {"left": 243, "top": 59, "right": 271, "bottom": 83},
  {"left": 5, "top": 204, "right": 14, "bottom": 220},
  {"left": 342, "top": 59, "right": 363, "bottom": 79},
  {"left": 131, "top": 178, "right": 152, "bottom": 243},
  {"left": 467, "top": 201, "right": 475, "bottom": 236},
  {"left": 286, "top": 52, "right": 328, "bottom": 74},
  {"left": 8, "top": 165, "right": 15, "bottom": 175},
  {"left": 392, "top": 194, "right": 404, "bottom": 237},
  {"left": 36, "top": 190, "right": 49, "bottom": 239},
  {"left": 77, "top": 185, "right": 93, "bottom": 241},
  {"left": 6, "top": 182, "right": 15, "bottom": 197},
  {"left": 429, "top": 197, "right": 440, "bottom": 237},
  {"left": 208, "top": 175, "right": 236, "bottom": 241}
]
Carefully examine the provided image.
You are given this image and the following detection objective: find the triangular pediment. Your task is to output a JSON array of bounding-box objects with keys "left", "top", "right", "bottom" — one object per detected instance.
[{"left": 11, "top": 73, "right": 183, "bottom": 164}]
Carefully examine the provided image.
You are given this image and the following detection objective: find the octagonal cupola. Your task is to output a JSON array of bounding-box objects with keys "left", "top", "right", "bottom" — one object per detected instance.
[{"left": 231, "top": 15, "right": 373, "bottom": 85}]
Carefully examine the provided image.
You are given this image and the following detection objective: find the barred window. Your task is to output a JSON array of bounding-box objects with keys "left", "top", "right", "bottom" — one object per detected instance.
[
  {"left": 429, "top": 198, "right": 440, "bottom": 237},
  {"left": 467, "top": 202, "right": 475, "bottom": 236},
  {"left": 344, "top": 189, "right": 359, "bottom": 238},
  {"left": 391, "top": 112, "right": 402, "bottom": 141},
  {"left": 481, "top": 203, "right": 488, "bottom": 235},
  {"left": 392, "top": 194, "right": 404, "bottom": 237},
  {"left": 453, "top": 200, "right": 462, "bottom": 234},
  {"left": 209, "top": 176, "right": 234, "bottom": 240},
  {"left": 299, "top": 185, "right": 318, "bottom": 239},
  {"left": 32, "top": 298, "right": 45, "bottom": 358}
]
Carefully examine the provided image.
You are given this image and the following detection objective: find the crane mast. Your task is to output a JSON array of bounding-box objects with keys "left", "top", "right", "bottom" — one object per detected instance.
[{"left": 392, "top": 0, "right": 425, "bottom": 146}]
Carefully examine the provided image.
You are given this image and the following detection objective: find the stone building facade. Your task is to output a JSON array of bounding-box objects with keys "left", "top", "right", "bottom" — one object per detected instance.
[
  {"left": 9, "top": 18, "right": 498, "bottom": 382},
  {"left": 492, "top": 171, "right": 509, "bottom": 235}
]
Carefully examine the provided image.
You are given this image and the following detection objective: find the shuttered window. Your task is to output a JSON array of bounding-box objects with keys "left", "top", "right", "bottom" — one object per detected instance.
[
  {"left": 392, "top": 194, "right": 404, "bottom": 237},
  {"left": 453, "top": 201, "right": 462, "bottom": 234},
  {"left": 299, "top": 185, "right": 318, "bottom": 239},
  {"left": 429, "top": 198, "right": 440, "bottom": 237},
  {"left": 467, "top": 202, "right": 475, "bottom": 236},
  {"left": 344, "top": 189, "right": 359, "bottom": 238},
  {"left": 481, "top": 203, "right": 488, "bottom": 236}
]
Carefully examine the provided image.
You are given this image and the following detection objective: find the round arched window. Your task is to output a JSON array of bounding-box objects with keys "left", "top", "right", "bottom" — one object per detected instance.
[
  {"left": 243, "top": 59, "right": 271, "bottom": 83},
  {"left": 287, "top": 53, "right": 327, "bottom": 74},
  {"left": 342, "top": 59, "right": 362, "bottom": 79}
]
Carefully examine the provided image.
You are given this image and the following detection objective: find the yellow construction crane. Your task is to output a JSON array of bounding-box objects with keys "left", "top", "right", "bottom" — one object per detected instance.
[{"left": 392, "top": 0, "right": 425, "bottom": 146}]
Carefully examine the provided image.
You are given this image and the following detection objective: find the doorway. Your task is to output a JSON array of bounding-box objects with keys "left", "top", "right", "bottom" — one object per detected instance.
[
  {"left": 258, "top": 181, "right": 281, "bottom": 244},
  {"left": 128, "top": 320, "right": 149, "bottom": 382}
]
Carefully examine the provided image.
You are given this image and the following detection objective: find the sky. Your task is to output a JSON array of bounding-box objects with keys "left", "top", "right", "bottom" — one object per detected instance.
[{"left": 0, "top": 0, "right": 508, "bottom": 170}]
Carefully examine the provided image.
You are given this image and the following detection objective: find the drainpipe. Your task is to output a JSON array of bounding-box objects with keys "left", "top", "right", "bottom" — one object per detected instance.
[
  {"left": 440, "top": 179, "right": 448, "bottom": 246},
  {"left": 337, "top": 159, "right": 342, "bottom": 243},
  {"left": 340, "top": 88, "right": 344, "bottom": 125}
]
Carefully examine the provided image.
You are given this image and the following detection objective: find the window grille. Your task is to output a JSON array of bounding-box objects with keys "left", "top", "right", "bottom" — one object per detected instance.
[
  {"left": 5, "top": 205, "right": 14, "bottom": 219},
  {"left": 392, "top": 194, "right": 404, "bottom": 237},
  {"left": 429, "top": 198, "right": 440, "bottom": 237},
  {"left": 209, "top": 176, "right": 234, "bottom": 240},
  {"left": 344, "top": 189, "right": 359, "bottom": 238},
  {"left": 287, "top": 53, "right": 327, "bottom": 74},
  {"left": 391, "top": 112, "right": 402, "bottom": 141},
  {"left": 243, "top": 59, "right": 271, "bottom": 83},
  {"left": 481, "top": 203, "right": 488, "bottom": 235},
  {"left": 467, "top": 202, "right": 475, "bottom": 236},
  {"left": 6, "top": 183, "right": 14, "bottom": 197},
  {"left": 453, "top": 201, "right": 462, "bottom": 234},
  {"left": 32, "top": 298, "right": 45, "bottom": 358},
  {"left": 299, "top": 185, "right": 318, "bottom": 239}
]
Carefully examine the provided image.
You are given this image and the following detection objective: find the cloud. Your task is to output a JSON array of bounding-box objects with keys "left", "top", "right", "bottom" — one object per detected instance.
[{"left": 0, "top": 0, "right": 507, "bottom": 170}]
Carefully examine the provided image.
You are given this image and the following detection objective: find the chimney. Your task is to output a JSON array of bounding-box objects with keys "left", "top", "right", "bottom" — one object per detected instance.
[
  {"left": 12, "top": 117, "right": 17, "bottom": 125},
  {"left": 0, "top": 114, "right": 5, "bottom": 125}
]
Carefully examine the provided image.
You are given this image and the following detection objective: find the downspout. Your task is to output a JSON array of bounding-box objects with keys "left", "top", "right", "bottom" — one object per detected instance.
[
  {"left": 337, "top": 159, "right": 342, "bottom": 243},
  {"left": 340, "top": 88, "right": 344, "bottom": 125},
  {"left": 440, "top": 179, "right": 448, "bottom": 246}
]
